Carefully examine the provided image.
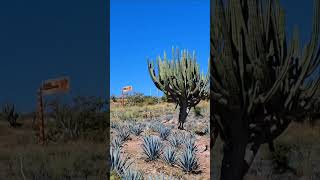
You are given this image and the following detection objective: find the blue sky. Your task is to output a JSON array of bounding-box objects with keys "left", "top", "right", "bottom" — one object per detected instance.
[
  {"left": 0, "top": 0, "right": 107, "bottom": 112},
  {"left": 110, "top": 0, "right": 317, "bottom": 97},
  {"left": 110, "top": 0, "right": 210, "bottom": 97}
]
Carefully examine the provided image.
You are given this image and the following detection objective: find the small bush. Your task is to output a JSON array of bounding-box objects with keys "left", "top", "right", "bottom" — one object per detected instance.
[
  {"left": 1, "top": 103, "right": 20, "bottom": 127},
  {"left": 193, "top": 107, "right": 203, "bottom": 117},
  {"left": 141, "top": 136, "right": 161, "bottom": 161},
  {"left": 271, "top": 143, "right": 292, "bottom": 173}
]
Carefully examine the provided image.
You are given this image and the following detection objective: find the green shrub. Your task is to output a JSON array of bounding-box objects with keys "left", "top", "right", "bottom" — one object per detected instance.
[{"left": 48, "top": 96, "right": 108, "bottom": 142}]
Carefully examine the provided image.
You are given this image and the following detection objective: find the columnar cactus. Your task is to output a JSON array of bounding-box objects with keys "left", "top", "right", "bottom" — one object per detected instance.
[
  {"left": 211, "top": 0, "right": 320, "bottom": 179},
  {"left": 147, "top": 48, "right": 209, "bottom": 129}
]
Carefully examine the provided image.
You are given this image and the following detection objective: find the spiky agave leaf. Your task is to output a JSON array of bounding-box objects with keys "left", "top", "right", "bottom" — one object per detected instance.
[
  {"left": 111, "top": 136, "right": 124, "bottom": 149},
  {"left": 117, "top": 126, "right": 131, "bottom": 142},
  {"left": 168, "top": 134, "right": 181, "bottom": 148},
  {"left": 122, "top": 169, "right": 143, "bottom": 180},
  {"left": 184, "top": 138, "right": 198, "bottom": 153},
  {"left": 131, "top": 124, "right": 144, "bottom": 136},
  {"left": 162, "top": 147, "right": 176, "bottom": 166},
  {"left": 141, "top": 136, "right": 161, "bottom": 161},
  {"left": 159, "top": 126, "right": 171, "bottom": 140},
  {"left": 110, "top": 147, "right": 131, "bottom": 176},
  {"left": 178, "top": 148, "right": 199, "bottom": 173}
]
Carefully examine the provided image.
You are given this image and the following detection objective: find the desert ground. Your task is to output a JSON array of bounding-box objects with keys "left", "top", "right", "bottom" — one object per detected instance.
[{"left": 111, "top": 99, "right": 320, "bottom": 180}]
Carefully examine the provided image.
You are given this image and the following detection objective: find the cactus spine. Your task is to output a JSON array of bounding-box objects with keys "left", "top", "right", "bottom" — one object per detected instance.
[{"left": 147, "top": 48, "right": 209, "bottom": 129}]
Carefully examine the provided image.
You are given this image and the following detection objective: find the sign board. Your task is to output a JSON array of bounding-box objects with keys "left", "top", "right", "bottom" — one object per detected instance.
[
  {"left": 41, "top": 77, "right": 70, "bottom": 95},
  {"left": 122, "top": 86, "right": 133, "bottom": 93}
]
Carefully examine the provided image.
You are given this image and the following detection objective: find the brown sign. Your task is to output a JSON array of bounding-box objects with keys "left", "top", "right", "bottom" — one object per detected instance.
[
  {"left": 41, "top": 77, "right": 70, "bottom": 95},
  {"left": 122, "top": 86, "right": 133, "bottom": 93}
]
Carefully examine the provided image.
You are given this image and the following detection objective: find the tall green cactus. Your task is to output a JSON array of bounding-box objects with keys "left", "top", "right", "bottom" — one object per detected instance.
[
  {"left": 211, "top": 0, "right": 320, "bottom": 179},
  {"left": 148, "top": 48, "right": 209, "bottom": 129}
]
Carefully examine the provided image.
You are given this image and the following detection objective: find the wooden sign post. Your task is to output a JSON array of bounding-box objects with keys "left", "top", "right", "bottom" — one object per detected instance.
[
  {"left": 121, "top": 86, "right": 133, "bottom": 106},
  {"left": 37, "top": 77, "right": 70, "bottom": 145}
]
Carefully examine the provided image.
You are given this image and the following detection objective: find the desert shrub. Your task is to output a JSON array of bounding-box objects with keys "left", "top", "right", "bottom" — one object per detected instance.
[
  {"left": 110, "top": 147, "right": 131, "bottom": 176},
  {"left": 159, "top": 126, "right": 171, "bottom": 140},
  {"left": 122, "top": 169, "right": 143, "bottom": 180},
  {"left": 162, "top": 147, "right": 176, "bottom": 166},
  {"left": 1, "top": 103, "right": 20, "bottom": 127},
  {"left": 178, "top": 148, "right": 199, "bottom": 173},
  {"left": 111, "top": 95, "right": 117, "bottom": 102},
  {"left": 193, "top": 107, "right": 203, "bottom": 117},
  {"left": 271, "top": 143, "right": 292, "bottom": 173},
  {"left": 141, "top": 136, "right": 161, "bottom": 161},
  {"left": 127, "top": 93, "right": 145, "bottom": 106},
  {"left": 4, "top": 145, "right": 106, "bottom": 179},
  {"left": 48, "top": 96, "right": 108, "bottom": 142},
  {"left": 143, "top": 96, "right": 158, "bottom": 105}
]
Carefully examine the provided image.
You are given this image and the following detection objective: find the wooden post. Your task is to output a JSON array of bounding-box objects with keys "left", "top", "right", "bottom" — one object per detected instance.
[{"left": 37, "top": 88, "right": 45, "bottom": 145}]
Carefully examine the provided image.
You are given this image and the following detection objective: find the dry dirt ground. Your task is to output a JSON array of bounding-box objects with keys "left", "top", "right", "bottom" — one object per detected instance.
[{"left": 121, "top": 133, "right": 210, "bottom": 180}]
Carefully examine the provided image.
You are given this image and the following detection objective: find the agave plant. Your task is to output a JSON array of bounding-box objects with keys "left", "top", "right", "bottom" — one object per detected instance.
[
  {"left": 148, "top": 173, "right": 177, "bottom": 180},
  {"left": 110, "top": 147, "right": 131, "bottom": 176},
  {"left": 141, "top": 136, "right": 161, "bottom": 161},
  {"left": 168, "top": 135, "right": 181, "bottom": 148},
  {"left": 122, "top": 169, "right": 143, "bottom": 180},
  {"left": 159, "top": 126, "right": 171, "bottom": 140},
  {"left": 110, "top": 121, "right": 119, "bottom": 129},
  {"left": 178, "top": 148, "right": 199, "bottom": 173},
  {"left": 179, "top": 132, "right": 196, "bottom": 144},
  {"left": 117, "top": 126, "right": 131, "bottom": 142},
  {"left": 184, "top": 138, "right": 197, "bottom": 153},
  {"left": 150, "top": 122, "right": 162, "bottom": 133},
  {"left": 131, "top": 124, "right": 144, "bottom": 136},
  {"left": 162, "top": 147, "right": 176, "bottom": 166},
  {"left": 111, "top": 136, "right": 124, "bottom": 149}
]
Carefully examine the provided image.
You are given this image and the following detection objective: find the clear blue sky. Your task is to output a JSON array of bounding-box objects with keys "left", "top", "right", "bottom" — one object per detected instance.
[
  {"left": 0, "top": 0, "right": 107, "bottom": 112},
  {"left": 110, "top": 0, "right": 317, "bottom": 97},
  {"left": 110, "top": 0, "right": 210, "bottom": 97}
]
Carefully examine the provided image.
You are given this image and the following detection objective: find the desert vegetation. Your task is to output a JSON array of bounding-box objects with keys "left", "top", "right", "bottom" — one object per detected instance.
[
  {"left": 147, "top": 48, "right": 209, "bottom": 130},
  {"left": 110, "top": 99, "right": 210, "bottom": 179},
  {"left": 211, "top": 0, "right": 320, "bottom": 179},
  {"left": 0, "top": 96, "right": 108, "bottom": 179}
]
